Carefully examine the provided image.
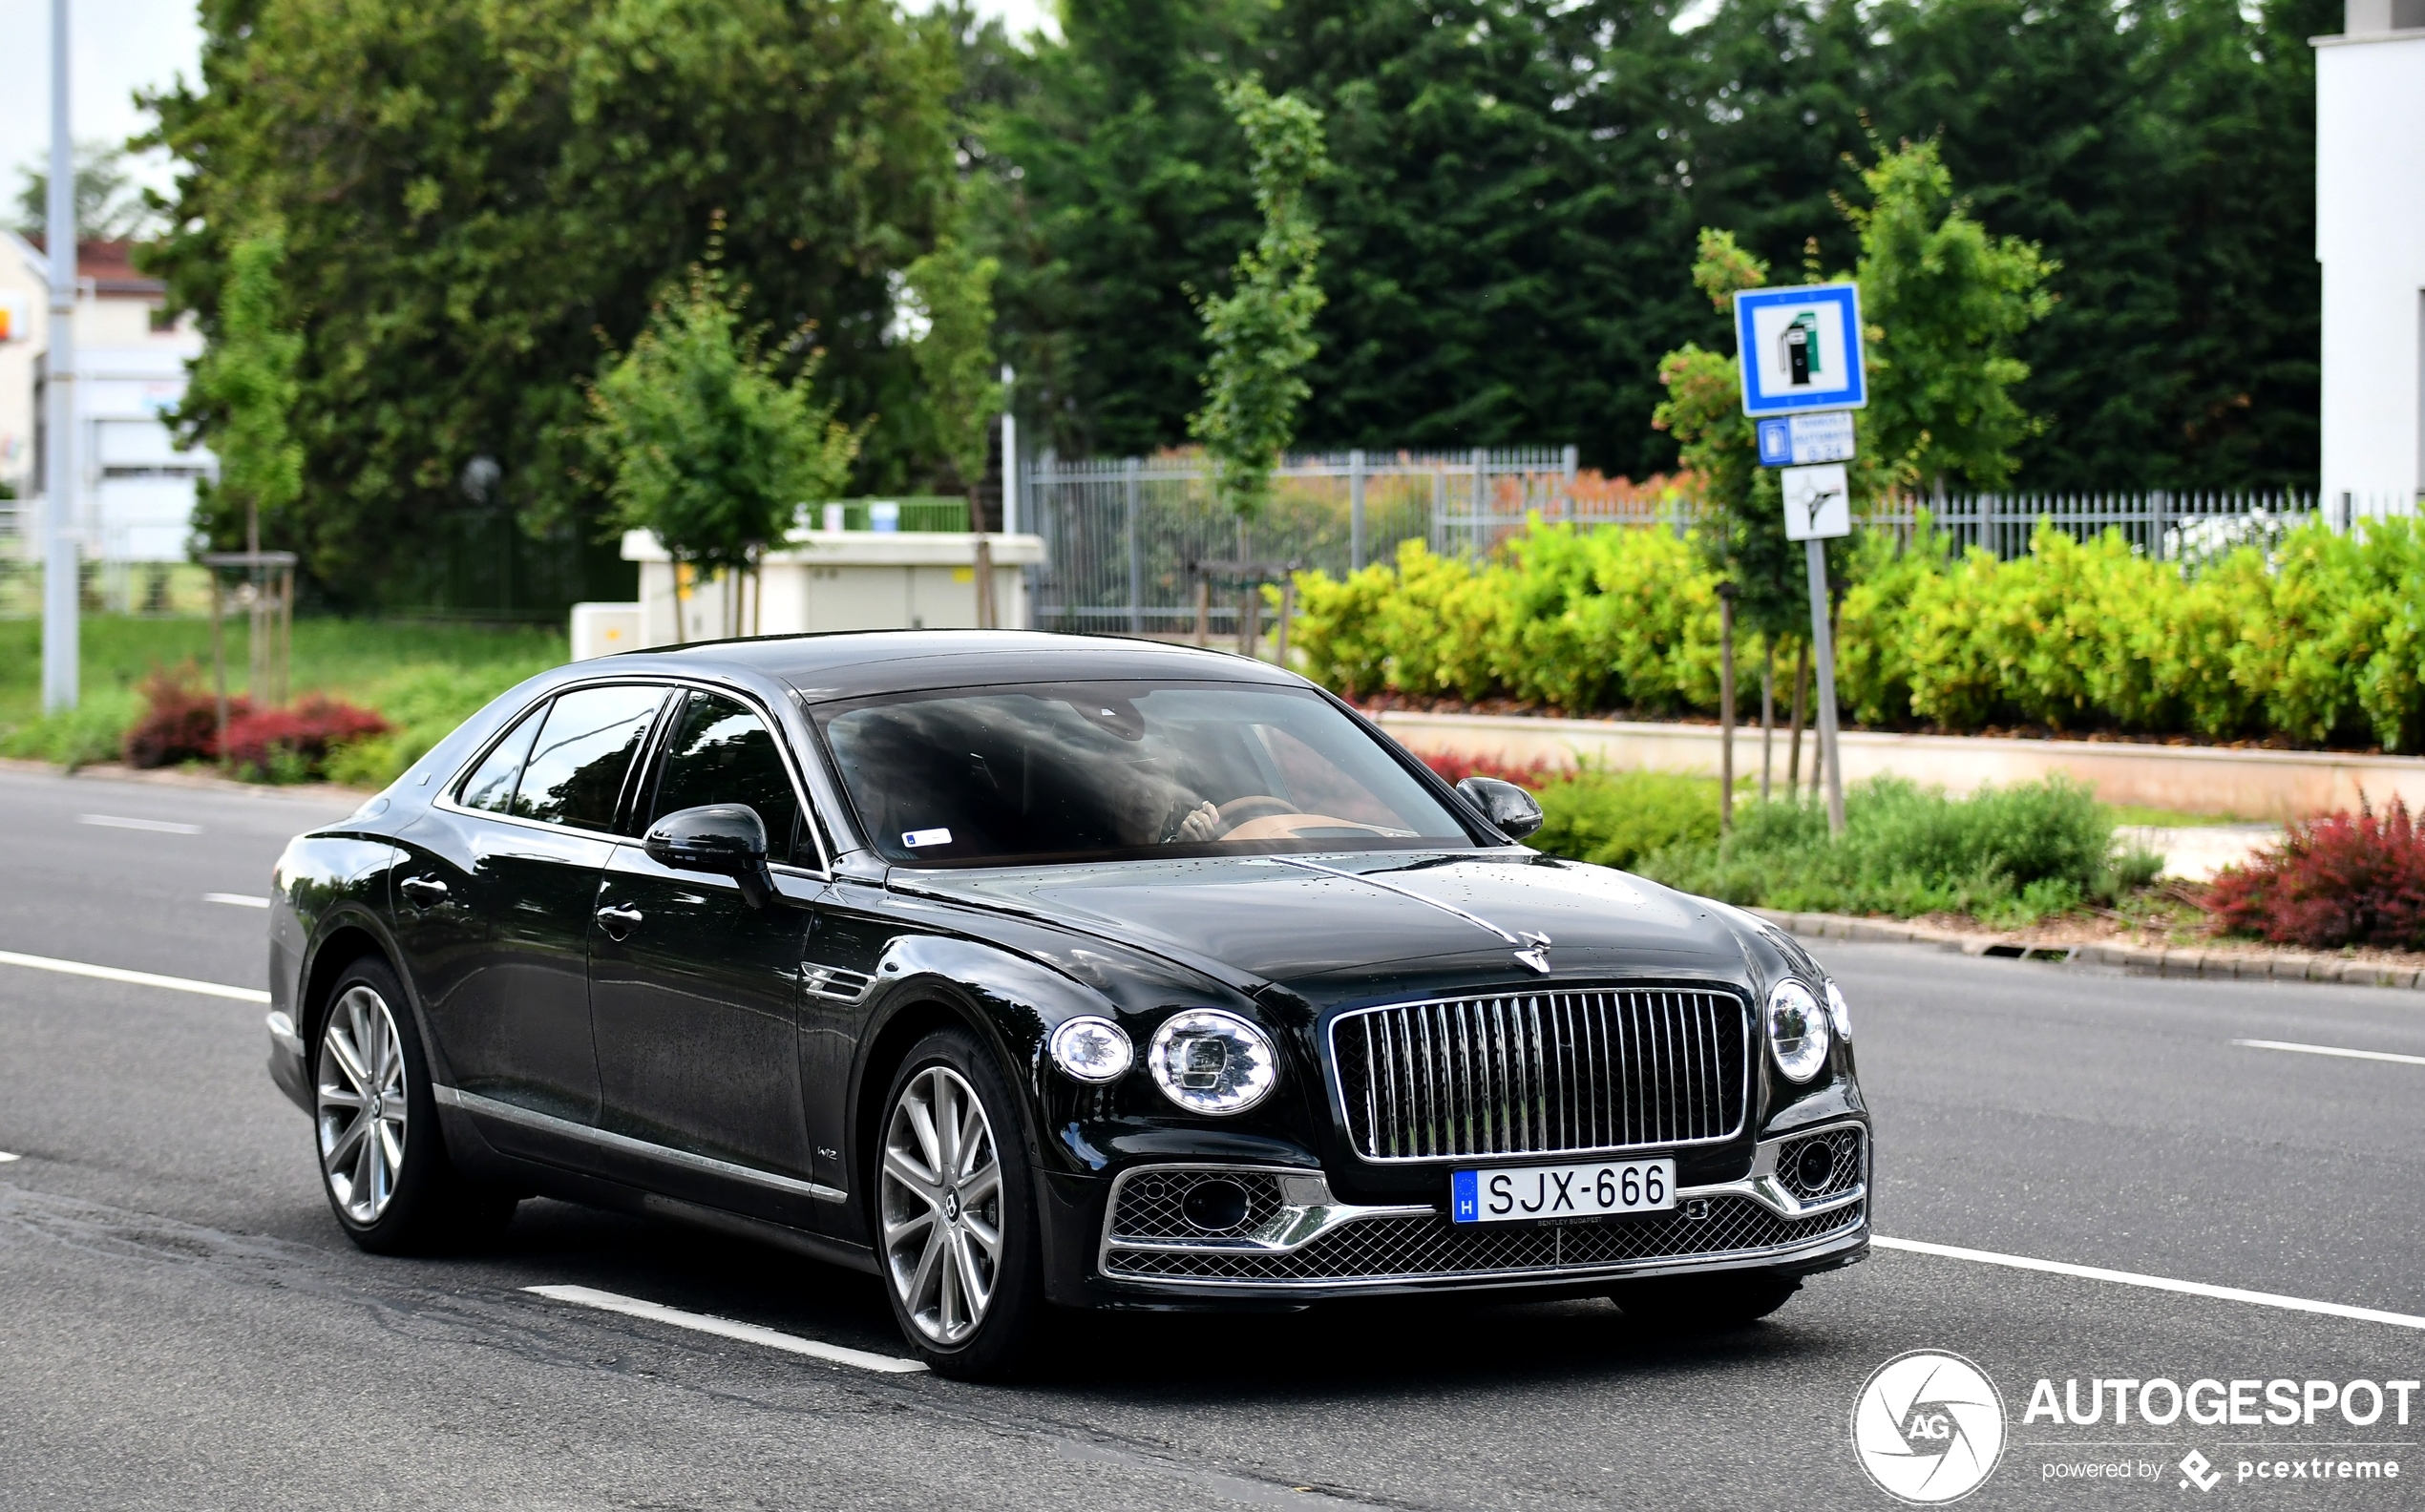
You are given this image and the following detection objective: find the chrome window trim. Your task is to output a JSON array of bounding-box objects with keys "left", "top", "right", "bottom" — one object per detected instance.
[
  {"left": 433, "top": 675, "right": 834, "bottom": 877},
  {"left": 1323, "top": 985, "right": 1754, "bottom": 1165},
  {"left": 434, "top": 1084, "right": 847, "bottom": 1203}
]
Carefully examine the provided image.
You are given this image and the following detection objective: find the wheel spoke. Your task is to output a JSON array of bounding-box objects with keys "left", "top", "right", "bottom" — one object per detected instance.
[
  {"left": 930, "top": 1071, "right": 959, "bottom": 1179},
  {"left": 881, "top": 1207, "right": 936, "bottom": 1248},
  {"left": 882, "top": 1146, "right": 940, "bottom": 1201},
  {"left": 325, "top": 1030, "right": 373, "bottom": 1098},
  {"left": 955, "top": 1102, "right": 988, "bottom": 1183},
  {"left": 325, "top": 1109, "right": 370, "bottom": 1167},
  {"left": 958, "top": 1161, "right": 1000, "bottom": 1209},
  {"left": 903, "top": 1092, "right": 942, "bottom": 1176},
  {"left": 952, "top": 1228, "right": 990, "bottom": 1316},
  {"left": 960, "top": 1210, "right": 1002, "bottom": 1258},
  {"left": 318, "top": 1085, "right": 365, "bottom": 1110},
  {"left": 350, "top": 1115, "right": 380, "bottom": 1208},
  {"left": 938, "top": 1229, "right": 963, "bottom": 1335},
  {"left": 908, "top": 1224, "right": 945, "bottom": 1314}
]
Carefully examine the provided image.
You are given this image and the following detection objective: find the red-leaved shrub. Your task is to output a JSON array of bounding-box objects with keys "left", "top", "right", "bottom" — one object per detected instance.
[
  {"left": 1421, "top": 751, "right": 1557, "bottom": 791},
  {"left": 2206, "top": 800, "right": 2425, "bottom": 950},
  {"left": 122, "top": 665, "right": 252, "bottom": 768},
  {"left": 218, "top": 696, "right": 391, "bottom": 779}
]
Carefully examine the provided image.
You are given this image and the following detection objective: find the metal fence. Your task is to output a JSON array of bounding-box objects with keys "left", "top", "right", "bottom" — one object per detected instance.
[{"left": 1023, "top": 451, "right": 2418, "bottom": 634}]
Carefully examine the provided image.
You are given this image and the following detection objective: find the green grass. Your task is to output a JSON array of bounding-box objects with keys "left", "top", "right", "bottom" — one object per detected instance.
[
  {"left": 0, "top": 616, "right": 567, "bottom": 782},
  {"left": 2103, "top": 804, "right": 2250, "bottom": 828},
  {"left": 1530, "top": 769, "right": 2154, "bottom": 929}
]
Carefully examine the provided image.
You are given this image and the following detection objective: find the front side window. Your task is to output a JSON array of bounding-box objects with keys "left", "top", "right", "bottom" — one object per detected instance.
[
  {"left": 513, "top": 684, "right": 667, "bottom": 830},
  {"left": 647, "top": 691, "right": 804, "bottom": 865},
  {"left": 815, "top": 682, "right": 1473, "bottom": 866}
]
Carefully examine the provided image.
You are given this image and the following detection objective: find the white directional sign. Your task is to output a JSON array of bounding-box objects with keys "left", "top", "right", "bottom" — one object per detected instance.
[
  {"left": 1735, "top": 283, "right": 1867, "bottom": 418},
  {"left": 1781, "top": 463, "right": 1851, "bottom": 541}
]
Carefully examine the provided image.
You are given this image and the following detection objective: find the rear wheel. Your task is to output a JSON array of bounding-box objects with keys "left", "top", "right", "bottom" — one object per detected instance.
[
  {"left": 313, "top": 956, "right": 516, "bottom": 1253},
  {"left": 1610, "top": 1270, "right": 1801, "bottom": 1333},
  {"left": 875, "top": 1027, "right": 1046, "bottom": 1379}
]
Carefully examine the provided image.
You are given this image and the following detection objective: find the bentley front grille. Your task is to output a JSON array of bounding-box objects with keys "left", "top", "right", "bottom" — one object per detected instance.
[
  {"left": 1102, "top": 1196, "right": 1864, "bottom": 1285},
  {"left": 1330, "top": 988, "right": 1749, "bottom": 1163}
]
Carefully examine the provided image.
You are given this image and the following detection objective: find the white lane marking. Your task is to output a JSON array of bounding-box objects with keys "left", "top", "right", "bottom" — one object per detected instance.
[
  {"left": 1877, "top": 1236, "right": 2425, "bottom": 1333},
  {"left": 524, "top": 1285, "right": 929, "bottom": 1374},
  {"left": 0, "top": 949, "right": 270, "bottom": 1004},
  {"left": 203, "top": 892, "right": 272, "bottom": 909},
  {"left": 0, "top": 1152, "right": 19, "bottom": 1163},
  {"left": 2231, "top": 1038, "right": 2425, "bottom": 1068},
  {"left": 77, "top": 813, "right": 203, "bottom": 834}
]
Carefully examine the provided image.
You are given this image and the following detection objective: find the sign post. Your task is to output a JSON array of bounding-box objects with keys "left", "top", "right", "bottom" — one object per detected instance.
[{"left": 1735, "top": 284, "right": 1865, "bottom": 836}]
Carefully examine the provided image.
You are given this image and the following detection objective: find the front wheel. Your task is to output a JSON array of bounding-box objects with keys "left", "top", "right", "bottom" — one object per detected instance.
[
  {"left": 313, "top": 956, "right": 515, "bottom": 1253},
  {"left": 875, "top": 1027, "right": 1046, "bottom": 1378}
]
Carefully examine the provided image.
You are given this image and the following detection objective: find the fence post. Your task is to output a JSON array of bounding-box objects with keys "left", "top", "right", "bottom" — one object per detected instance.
[
  {"left": 2151, "top": 488, "right": 2169, "bottom": 562},
  {"left": 1348, "top": 448, "right": 1366, "bottom": 572},
  {"left": 1124, "top": 456, "right": 1143, "bottom": 635},
  {"left": 1470, "top": 447, "right": 1487, "bottom": 557},
  {"left": 1561, "top": 443, "right": 1578, "bottom": 522}
]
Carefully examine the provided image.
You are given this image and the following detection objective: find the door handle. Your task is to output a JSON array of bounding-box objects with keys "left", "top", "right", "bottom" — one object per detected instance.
[
  {"left": 399, "top": 875, "right": 450, "bottom": 908},
  {"left": 595, "top": 903, "right": 643, "bottom": 940}
]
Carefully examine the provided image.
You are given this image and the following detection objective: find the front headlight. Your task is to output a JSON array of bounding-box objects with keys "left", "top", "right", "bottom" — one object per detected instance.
[
  {"left": 1147, "top": 1009, "right": 1278, "bottom": 1114},
  {"left": 1047, "top": 1016, "right": 1133, "bottom": 1083},
  {"left": 1766, "top": 979, "right": 1832, "bottom": 1082},
  {"left": 1824, "top": 979, "right": 1852, "bottom": 1041}
]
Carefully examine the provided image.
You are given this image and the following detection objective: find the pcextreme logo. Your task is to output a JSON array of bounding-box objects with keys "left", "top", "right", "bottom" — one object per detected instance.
[{"left": 1851, "top": 1351, "right": 2009, "bottom": 1504}]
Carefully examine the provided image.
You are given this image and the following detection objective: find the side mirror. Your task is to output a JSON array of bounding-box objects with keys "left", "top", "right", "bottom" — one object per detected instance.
[
  {"left": 1455, "top": 775, "right": 1545, "bottom": 842},
  {"left": 645, "top": 804, "right": 775, "bottom": 908}
]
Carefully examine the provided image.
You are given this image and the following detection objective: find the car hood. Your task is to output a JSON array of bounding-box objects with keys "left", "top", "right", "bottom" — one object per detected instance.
[{"left": 889, "top": 850, "right": 1752, "bottom": 996}]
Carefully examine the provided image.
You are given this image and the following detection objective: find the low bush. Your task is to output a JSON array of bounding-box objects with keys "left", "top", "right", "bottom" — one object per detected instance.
[
  {"left": 0, "top": 693, "right": 141, "bottom": 769},
  {"left": 122, "top": 665, "right": 249, "bottom": 768},
  {"left": 2206, "top": 800, "right": 2425, "bottom": 950},
  {"left": 1529, "top": 769, "right": 1722, "bottom": 872},
  {"left": 1293, "top": 514, "right": 2425, "bottom": 750},
  {"left": 1417, "top": 751, "right": 1553, "bottom": 789},
  {"left": 219, "top": 695, "right": 391, "bottom": 781},
  {"left": 1624, "top": 775, "right": 2118, "bottom": 927}
]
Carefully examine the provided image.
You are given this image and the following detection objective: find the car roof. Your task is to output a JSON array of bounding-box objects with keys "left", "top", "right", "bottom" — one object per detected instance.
[{"left": 601, "top": 630, "right": 1309, "bottom": 704}]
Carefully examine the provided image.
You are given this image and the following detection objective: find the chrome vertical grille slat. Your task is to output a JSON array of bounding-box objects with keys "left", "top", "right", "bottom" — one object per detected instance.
[{"left": 1330, "top": 988, "right": 1748, "bottom": 1163}]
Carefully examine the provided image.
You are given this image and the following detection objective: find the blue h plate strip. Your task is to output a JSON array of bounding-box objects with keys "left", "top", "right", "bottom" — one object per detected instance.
[{"left": 1451, "top": 1169, "right": 1479, "bottom": 1224}]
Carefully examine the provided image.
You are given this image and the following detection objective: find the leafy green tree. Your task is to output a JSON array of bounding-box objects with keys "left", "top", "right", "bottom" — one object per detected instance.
[
  {"left": 11, "top": 142, "right": 156, "bottom": 241},
  {"left": 180, "top": 231, "right": 304, "bottom": 555},
  {"left": 902, "top": 237, "right": 1004, "bottom": 513},
  {"left": 587, "top": 260, "right": 859, "bottom": 637},
  {"left": 1189, "top": 78, "right": 1331, "bottom": 522},
  {"left": 1848, "top": 138, "right": 2055, "bottom": 491},
  {"left": 141, "top": 0, "right": 955, "bottom": 605}
]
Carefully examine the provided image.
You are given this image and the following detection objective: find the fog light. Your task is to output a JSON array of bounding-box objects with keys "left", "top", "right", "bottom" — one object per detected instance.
[
  {"left": 1796, "top": 1141, "right": 1837, "bottom": 1191},
  {"left": 1181, "top": 1178, "right": 1251, "bottom": 1232}
]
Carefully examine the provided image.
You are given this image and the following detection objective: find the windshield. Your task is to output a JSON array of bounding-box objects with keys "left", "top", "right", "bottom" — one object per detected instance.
[{"left": 815, "top": 681, "right": 1475, "bottom": 866}]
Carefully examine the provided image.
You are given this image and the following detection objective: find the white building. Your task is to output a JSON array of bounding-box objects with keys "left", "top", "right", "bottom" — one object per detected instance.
[
  {"left": 2317, "top": 0, "right": 2425, "bottom": 514},
  {"left": 0, "top": 233, "right": 215, "bottom": 593}
]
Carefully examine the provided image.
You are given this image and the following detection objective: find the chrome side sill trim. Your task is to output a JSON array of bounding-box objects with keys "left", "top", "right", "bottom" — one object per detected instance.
[{"left": 434, "top": 1084, "right": 848, "bottom": 1204}]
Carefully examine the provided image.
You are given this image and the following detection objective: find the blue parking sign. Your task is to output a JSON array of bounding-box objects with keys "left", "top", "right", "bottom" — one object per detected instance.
[{"left": 1735, "top": 283, "right": 1867, "bottom": 418}]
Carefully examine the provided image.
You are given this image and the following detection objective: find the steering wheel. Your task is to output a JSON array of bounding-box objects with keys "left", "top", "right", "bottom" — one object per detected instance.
[{"left": 1215, "top": 795, "right": 1296, "bottom": 829}]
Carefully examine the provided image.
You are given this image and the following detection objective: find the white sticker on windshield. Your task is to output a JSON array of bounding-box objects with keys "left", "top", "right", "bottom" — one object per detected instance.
[{"left": 901, "top": 828, "right": 953, "bottom": 849}]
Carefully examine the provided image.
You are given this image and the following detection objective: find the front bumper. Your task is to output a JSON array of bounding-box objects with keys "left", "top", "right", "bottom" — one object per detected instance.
[{"left": 1091, "top": 1121, "right": 1868, "bottom": 1301}]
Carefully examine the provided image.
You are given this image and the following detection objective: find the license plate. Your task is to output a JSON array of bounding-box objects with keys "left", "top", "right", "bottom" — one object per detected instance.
[{"left": 1450, "top": 1158, "right": 1676, "bottom": 1225}]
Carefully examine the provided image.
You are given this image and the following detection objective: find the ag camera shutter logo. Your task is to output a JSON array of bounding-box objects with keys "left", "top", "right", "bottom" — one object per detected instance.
[{"left": 1851, "top": 1350, "right": 2008, "bottom": 1503}]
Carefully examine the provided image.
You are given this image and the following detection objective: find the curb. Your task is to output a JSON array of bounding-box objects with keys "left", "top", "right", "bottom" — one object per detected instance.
[
  {"left": 0, "top": 756, "right": 373, "bottom": 804},
  {"left": 1750, "top": 908, "right": 2425, "bottom": 992}
]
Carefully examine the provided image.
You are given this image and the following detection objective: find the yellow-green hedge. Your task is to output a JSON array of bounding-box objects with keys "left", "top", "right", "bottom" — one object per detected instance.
[{"left": 1293, "top": 515, "right": 2425, "bottom": 750}]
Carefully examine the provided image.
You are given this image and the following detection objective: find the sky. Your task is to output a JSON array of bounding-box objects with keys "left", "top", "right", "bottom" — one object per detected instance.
[{"left": 0, "top": 0, "right": 1056, "bottom": 225}]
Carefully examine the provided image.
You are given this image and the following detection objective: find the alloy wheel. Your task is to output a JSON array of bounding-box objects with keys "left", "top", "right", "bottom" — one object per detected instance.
[
  {"left": 878, "top": 1064, "right": 1004, "bottom": 1346},
  {"left": 316, "top": 984, "right": 409, "bottom": 1226}
]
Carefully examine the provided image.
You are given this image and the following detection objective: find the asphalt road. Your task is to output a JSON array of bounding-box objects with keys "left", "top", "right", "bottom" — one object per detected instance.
[{"left": 2, "top": 765, "right": 2421, "bottom": 1510}]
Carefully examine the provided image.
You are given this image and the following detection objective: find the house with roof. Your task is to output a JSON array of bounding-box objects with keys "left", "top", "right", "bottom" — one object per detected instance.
[{"left": 0, "top": 233, "right": 215, "bottom": 605}]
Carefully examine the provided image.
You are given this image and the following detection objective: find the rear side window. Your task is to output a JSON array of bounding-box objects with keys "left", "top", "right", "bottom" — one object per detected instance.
[
  {"left": 513, "top": 684, "right": 667, "bottom": 831},
  {"left": 458, "top": 704, "right": 544, "bottom": 814},
  {"left": 647, "top": 691, "right": 804, "bottom": 865}
]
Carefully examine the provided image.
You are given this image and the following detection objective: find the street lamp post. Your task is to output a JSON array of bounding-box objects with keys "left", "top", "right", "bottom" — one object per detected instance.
[{"left": 41, "top": 0, "right": 78, "bottom": 714}]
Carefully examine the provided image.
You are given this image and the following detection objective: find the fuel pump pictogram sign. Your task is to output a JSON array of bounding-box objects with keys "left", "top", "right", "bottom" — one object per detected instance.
[{"left": 1734, "top": 284, "right": 1866, "bottom": 419}]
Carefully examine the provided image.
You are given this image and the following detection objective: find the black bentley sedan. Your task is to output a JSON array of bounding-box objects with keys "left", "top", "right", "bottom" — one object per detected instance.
[{"left": 264, "top": 631, "right": 1868, "bottom": 1376}]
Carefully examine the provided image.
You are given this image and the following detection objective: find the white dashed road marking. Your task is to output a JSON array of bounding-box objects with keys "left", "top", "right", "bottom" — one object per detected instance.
[
  {"left": 0, "top": 949, "right": 270, "bottom": 1003},
  {"left": 1877, "top": 1236, "right": 2425, "bottom": 1332},
  {"left": 77, "top": 814, "right": 204, "bottom": 834},
  {"left": 0, "top": 1152, "right": 19, "bottom": 1163},
  {"left": 204, "top": 893, "right": 272, "bottom": 909},
  {"left": 2231, "top": 1038, "right": 2425, "bottom": 1069},
  {"left": 525, "top": 1285, "right": 929, "bottom": 1374}
]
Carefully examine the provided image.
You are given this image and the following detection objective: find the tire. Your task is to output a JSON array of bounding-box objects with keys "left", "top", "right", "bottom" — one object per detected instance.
[
  {"left": 873, "top": 1026, "right": 1047, "bottom": 1379},
  {"left": 311, "top": 955, "right": 517, "bottom": 1254},
  {"left": 1610, "top": 1270, "right": 1801, "bottom": 1334}
]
